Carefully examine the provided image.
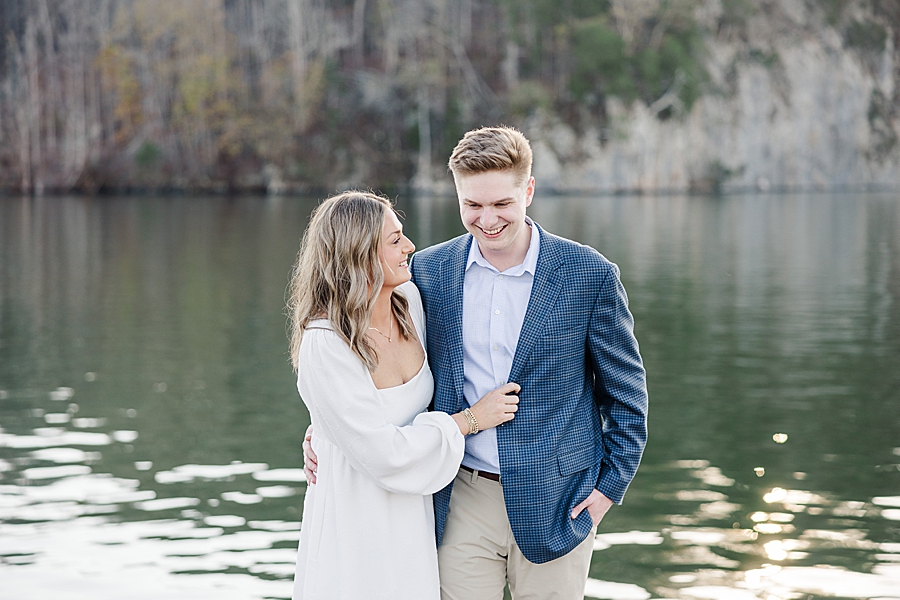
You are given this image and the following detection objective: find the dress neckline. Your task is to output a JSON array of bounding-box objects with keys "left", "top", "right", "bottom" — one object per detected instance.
[
  {"left": 307, "top": 287, "right": 428, "bottom": 391},
  {"left": 370, "top": 355, "right": 427, "bottom": 391}
]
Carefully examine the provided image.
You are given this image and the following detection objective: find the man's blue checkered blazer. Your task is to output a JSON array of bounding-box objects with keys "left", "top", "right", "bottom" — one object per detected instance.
[{"left": 411, "top": 222, "right": 648, "bottom": 565}]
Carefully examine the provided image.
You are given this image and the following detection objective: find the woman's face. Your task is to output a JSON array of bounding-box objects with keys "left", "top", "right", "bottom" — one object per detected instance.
[{"left": 379, "top": 209, "right": 415, "bottom": 289}]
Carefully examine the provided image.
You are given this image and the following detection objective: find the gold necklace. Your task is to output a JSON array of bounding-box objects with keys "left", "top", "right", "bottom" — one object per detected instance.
[{"left": 368, "top": 317, "right": 393, "bottom": 343}]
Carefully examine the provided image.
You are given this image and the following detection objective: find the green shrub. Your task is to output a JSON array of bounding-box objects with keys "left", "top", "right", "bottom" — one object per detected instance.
[
  {"left": 845, "top": 20, "right": 887, "bottom": 53},
  {"left": 135, "top": 141, "right": 161, "bottom": 167},
  {"left": 508, "top": 80, "right": 554, "bottom": 117},
  {"left": 570, "top": 20, "right": 636, "bottom": 101},
  {"left": 821, "top": 0, "right": 852, "bottom": 25}
]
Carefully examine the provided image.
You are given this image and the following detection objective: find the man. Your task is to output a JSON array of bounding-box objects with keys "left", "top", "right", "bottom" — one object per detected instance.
[{"left": 305, "top": 126, "right": 648, "bottom": 599}]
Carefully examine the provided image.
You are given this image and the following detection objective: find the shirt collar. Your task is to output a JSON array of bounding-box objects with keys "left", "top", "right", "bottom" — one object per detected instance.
[{"left": 466, "top": 216, "right": 540, "bottom": 276}]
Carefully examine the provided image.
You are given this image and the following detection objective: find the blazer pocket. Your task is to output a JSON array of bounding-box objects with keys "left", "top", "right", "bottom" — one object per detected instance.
[
  {"left": 541, "top": 327, "right": 587, "bottom": 340},
  {"left": 541, "top": 322, "right": 583, "bottom": 339},
  {"left": 557, "top": 445, "right": 597, "bottom": 477}
]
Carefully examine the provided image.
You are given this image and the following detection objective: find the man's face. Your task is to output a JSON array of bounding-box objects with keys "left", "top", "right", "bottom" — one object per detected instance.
[{"left": 455, "top": 170, "right": 534, "bottom": 260}]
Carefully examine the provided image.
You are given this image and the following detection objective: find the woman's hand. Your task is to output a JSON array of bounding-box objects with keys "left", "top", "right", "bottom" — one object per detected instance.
[
  {"left": 302, "top": 424, "right": 318, "bottom": 484},
  {"left": 452, "top": 382, "right": 520, "bottom": 435}
]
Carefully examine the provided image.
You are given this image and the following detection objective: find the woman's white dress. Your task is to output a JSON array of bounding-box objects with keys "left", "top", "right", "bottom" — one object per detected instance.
[{"left": 292, "top": 282, "right": 465, "bottom": 600}]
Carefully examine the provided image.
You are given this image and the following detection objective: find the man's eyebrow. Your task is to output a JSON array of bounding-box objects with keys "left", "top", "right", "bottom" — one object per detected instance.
[{"left": 462, "top": 197, "right": 515, "bottom": 204}]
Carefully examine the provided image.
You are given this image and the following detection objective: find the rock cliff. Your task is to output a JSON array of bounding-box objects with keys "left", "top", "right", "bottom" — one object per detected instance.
[{"left": 523, "top": 0, "right": 899, "bottom": 194}]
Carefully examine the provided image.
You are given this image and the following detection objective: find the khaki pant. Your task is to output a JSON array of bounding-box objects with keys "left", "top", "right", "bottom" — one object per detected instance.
[{"left": 438, "top": 468, "right": 596, "bottom": 600}]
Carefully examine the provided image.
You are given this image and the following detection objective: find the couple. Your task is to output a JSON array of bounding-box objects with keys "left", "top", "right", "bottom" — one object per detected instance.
[{"left": 287, "top": 126, "right": 648, "bottom": 600}]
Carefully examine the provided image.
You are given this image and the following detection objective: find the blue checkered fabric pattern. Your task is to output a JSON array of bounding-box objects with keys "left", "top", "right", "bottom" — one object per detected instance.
[{"left": 411, "top": 223, "right": 648, "bottom": 564}]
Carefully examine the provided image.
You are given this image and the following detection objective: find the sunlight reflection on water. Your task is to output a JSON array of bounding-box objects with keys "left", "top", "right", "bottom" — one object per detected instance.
[{"left": 0, "top": 449, "right": 301, "bottom": 597}]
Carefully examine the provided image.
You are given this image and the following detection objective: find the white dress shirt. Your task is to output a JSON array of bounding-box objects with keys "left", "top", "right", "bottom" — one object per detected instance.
[{"left": 461, "top": 218, "right": 540, "bottom": 473}]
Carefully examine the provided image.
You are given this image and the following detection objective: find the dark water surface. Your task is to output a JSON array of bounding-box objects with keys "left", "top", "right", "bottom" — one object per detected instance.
[{"left": 1, "top": 193, "right": 899, "bottom": 599}]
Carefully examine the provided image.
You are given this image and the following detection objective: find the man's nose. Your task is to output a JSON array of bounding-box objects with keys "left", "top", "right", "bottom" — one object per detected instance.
[{"left": 479, "top": 208, "right": 498, "bottom": 227}]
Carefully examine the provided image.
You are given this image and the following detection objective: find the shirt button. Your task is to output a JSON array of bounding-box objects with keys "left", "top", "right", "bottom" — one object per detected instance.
[
  {"left": 494, "top": 309, "right": 500, "bottom": 315},
  {"left": 498, "top": 275, "right": 504, "bottom": 280},
  {"left": 493, "top": 344, "right": 499, "bottom": 351}
]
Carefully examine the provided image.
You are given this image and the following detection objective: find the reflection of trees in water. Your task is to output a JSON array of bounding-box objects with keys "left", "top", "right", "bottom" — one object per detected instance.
[
  {"left": 1, "top": 194, "right": 899, "bottom": 597},
  {"left": 0, "top": 196, "right": 312, "bottom": 477},
  {"left": 563, "top": 193, "right": 900, "bottom": 500}
]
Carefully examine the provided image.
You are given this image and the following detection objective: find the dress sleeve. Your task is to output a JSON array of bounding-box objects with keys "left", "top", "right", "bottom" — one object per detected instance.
[{"left": 297, "top": 328, "right": 463, "bottom": 495}]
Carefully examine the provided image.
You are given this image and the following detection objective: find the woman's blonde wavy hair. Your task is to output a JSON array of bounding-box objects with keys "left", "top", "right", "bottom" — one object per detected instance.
[{"left": 287, "top": 190, "right": 416, "bottom": 372}]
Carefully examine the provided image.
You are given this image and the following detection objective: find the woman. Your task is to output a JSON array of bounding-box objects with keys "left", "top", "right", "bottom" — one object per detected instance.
[{"left": 287, "top": 191, "right": 519, "bottom": 600}]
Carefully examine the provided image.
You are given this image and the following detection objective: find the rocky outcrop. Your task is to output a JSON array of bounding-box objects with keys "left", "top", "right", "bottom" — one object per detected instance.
[{"left": 524, "top": 0, "right": 900, "bottom": 194}]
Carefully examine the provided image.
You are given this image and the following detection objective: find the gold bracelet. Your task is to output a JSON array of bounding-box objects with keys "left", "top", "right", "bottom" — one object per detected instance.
[{"left": 462, "top": 408, "right": 479, "bottom": 435}]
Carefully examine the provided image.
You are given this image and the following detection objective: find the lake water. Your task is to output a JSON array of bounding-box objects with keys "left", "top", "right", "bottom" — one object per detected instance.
[{"left": 1, "top": 193, "right": 899, "bottom": 599}]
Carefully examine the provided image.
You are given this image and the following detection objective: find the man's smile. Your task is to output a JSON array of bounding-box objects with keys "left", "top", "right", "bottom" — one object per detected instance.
[{"left": 478, "top": 223, "right": 508, "bottom": 237}]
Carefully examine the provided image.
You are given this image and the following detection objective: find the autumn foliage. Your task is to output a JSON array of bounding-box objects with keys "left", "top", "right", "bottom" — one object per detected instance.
[{"left": 4, "top": 0, "right": 883, "bottom": 194}]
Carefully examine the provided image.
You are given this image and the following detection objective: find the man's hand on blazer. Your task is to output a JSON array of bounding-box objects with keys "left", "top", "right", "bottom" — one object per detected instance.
[{"left": 571, "top": 489, "right": 613, "bottom": 527}]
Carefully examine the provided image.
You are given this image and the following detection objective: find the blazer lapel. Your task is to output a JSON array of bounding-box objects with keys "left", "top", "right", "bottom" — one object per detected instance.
[
  {"left": 438, "top": 235, "right": 471, "bottom": 411},
  {"left": 508, "top": 227, "right": 564, "bottom": 383}
]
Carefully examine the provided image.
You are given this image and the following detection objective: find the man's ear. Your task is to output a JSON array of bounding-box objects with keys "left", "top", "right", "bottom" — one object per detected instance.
[{"left": 524, "top": 176, "right": 535, "bottom": 207}]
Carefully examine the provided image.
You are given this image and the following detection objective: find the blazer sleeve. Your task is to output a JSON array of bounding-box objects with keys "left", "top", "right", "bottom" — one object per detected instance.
[
  {"left": 297, "top": 328, "right": 464, "bottom": 495},
  {"left": 587, "top": 262, "right": 649, "bottom": 504}
]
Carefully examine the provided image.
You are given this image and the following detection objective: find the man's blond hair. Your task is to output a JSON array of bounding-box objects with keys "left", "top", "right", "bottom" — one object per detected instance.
[{"left": 448, "top": 126, "right": 533, "bottom": 186}]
